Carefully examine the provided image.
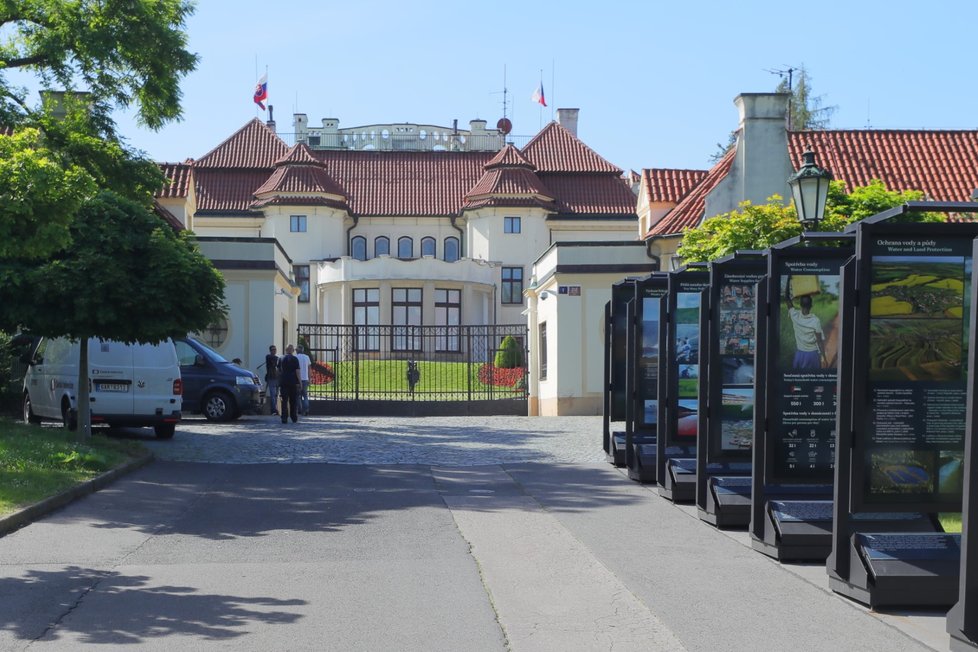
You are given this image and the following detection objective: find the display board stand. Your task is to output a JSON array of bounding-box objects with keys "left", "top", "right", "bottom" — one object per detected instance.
[
  {"left": 625, "top": 275, "right": 668, "bottom": 483},
  {"left": 947, "top": 237, "right": 978, "bottom": 649},
  {"left": 827, "top": 203, "right": 978, "bottom": 608},
  {"left": 604, "top": 279, "right": 638, "bottom": 467},
  {"left": 750, "top": 235, "right": 854, "bottom": 561},
  {"left": 658, "top": 266, "right": 709, "bottom": 503},
  {"left": 696, "top": 251, "right": 766, "bottom": 528}
]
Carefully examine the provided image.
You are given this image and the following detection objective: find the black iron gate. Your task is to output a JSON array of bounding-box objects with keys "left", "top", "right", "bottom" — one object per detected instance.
[{"left": 297, "top": 323, "right": 529, "bottom": 416}]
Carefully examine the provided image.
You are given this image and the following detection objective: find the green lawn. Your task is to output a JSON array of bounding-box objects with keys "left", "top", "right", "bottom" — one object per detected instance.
[
  {"left": 312, "top": 360, "right": 525, "bottom": 399},
  {"left": 0, "top": 419, "right": 147, "bottom": 516}
]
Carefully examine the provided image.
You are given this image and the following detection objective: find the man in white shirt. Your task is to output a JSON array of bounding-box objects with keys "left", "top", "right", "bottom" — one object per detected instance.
[{"left": 296, "top": 344, "right": 312, "bottom": 416}]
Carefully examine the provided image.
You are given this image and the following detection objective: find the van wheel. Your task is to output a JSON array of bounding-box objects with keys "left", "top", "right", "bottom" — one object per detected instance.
[
  {"left": 202, "top": 391, "right": 233, "bottom": 422},
  {"left": 61, "top": 399, "right": 77, "bottom": 431},
  {"left": 23, "top": 393, "right": 41, "bottom": 425},
  {"left": 154, "top": 424, "right": 176, "bottom": 439}
]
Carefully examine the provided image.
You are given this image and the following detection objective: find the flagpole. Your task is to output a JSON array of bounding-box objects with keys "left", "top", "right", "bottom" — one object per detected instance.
[
  {"left": 539, "top": 69, "right": 544, "bottom": 130},
  {"left": 551, "top": 60, "right": 555, "bottom": 121}
]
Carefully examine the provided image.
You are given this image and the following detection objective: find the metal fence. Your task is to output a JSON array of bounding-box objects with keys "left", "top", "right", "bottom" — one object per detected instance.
[{"left": 297, "top": 324, "right": 528, "bottom": 415}]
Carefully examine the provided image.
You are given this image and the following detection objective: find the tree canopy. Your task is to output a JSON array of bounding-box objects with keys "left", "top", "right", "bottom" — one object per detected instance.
[
  {"left": 0, "top": 0, "right": 198, "bottom": 131},
  {"left": 775, "top": 65, "right": 836, "bottom": 131},
  {"left": 676, "top": 180, "right": 944, "bottom": 262}
]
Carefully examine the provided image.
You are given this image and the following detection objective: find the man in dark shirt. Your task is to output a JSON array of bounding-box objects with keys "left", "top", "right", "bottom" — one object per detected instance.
[
  {"left": 278, "top": 344, "right": 301, "bottom": 424},
  {"left": 264, "top": 345, "right": 280, "bottom": 415}
]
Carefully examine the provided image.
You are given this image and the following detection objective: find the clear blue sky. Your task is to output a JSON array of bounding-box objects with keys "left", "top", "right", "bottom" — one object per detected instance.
[{"left": 101, "top": 0, "right": 978, "bottom": 174}]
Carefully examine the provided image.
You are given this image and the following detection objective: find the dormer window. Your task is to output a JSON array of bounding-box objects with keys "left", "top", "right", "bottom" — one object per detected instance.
[{"left": 504, "top": 216, "right": 521, "bottom": 234}]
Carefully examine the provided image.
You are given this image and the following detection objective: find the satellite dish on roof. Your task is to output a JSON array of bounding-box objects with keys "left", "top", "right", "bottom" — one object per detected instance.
[{"left": 496, "top": 117, "right": 512, "bottom": 135}]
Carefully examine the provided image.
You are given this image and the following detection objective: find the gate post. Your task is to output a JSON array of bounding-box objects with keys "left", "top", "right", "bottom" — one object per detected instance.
[
  {"left": 467, "top": 328, "right": 473, "bottom": 402},
  {"left": 353, "top": 325, "right": 360, "bottom": 402}
]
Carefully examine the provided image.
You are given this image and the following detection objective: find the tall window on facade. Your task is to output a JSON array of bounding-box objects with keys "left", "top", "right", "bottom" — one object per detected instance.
[
  {"left": 391, "top": 288, "right": 422, "bottom": 351},
  {"left": 294, "top": 265, "right": 310, "bottom": 303},
  {"left": 444, "top": 237, "right": 460, "bottom": 262},
  {"left": 351, "top": 236, "right": 367, "bottom": 261},
  {"left": 397, "top": 236, "right": 413, "bottom": 259},
  {"left": 353, "top": 288, "right": 380, "bottom": 351},
  {"left": 435, "top": 288, "right": 461, "bottom": 352},
  {"left": 290, "top": 215, "right": 307, "bottom": 232},
  {"left": 421, "top": 237, "right": 436, "bottom": 257},
  {"left": 501, "top": 267, "right": 524, "bottom": 304},
  {"left": 539, "top": 322, "right": 548, "bottom": 380},
  {"left": 375, "top": 236, "right": 390, "bottom": 257},
  {"left": 504, "top": 216, "right": 521, "bottom": 234}
]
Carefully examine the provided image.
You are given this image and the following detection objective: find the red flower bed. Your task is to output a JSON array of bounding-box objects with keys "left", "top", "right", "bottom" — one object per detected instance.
[
  {"left": 310, "top": 362, "right": 335, "bottom": 384},
  {"left": 479, "top": 364, "right": 525, "bottom": 387}
]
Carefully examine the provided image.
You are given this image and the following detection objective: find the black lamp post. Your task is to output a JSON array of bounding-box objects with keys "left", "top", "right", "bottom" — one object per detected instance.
[{"left": 787, "top": 149, "right": 833, "bottom": 230}]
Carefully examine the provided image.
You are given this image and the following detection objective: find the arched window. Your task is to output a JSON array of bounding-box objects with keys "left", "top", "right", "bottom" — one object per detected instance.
[
  {"left": 374, "top": 236, "right": 390, "bottom": 257},
  {"left": 351, "top": 236, "right": 366, "bottom": 261},
  {"left": 444, "top": 237, "right": 460, "bottom": 262},
  {"left": 421, "top": 237, "right": 436, "bottom": 257},
  {"left": 398, "top": 236, "right": 413, "bottom": 259}
]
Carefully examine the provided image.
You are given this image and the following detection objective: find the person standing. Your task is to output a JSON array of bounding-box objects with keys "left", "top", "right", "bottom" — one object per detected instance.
[
  {"left": 264, "top": 344, "right": 280, "bottom": 415},
  {"left": 296, "top": 344, "right": 312, "bottom": 416},
  {"left": 278, "top": 344, "right": 301, "bottom": 424}
]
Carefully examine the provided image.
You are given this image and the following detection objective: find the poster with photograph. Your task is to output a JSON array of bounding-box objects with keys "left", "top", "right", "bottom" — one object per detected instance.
[
  {"left": 861, "top": 236, "right": 972, "bottom": 505},
  {"left": 712, "top": 269, "right": 765, "bottom": 459},
  {"left": 671, "top": 286, "right": 706, "bottom": 441},
  {"left": 769, "top": 256, "right": 846, "bottom": 482},
  {"left": 637, "top": 286, "right": 667, "bottom": 429}
]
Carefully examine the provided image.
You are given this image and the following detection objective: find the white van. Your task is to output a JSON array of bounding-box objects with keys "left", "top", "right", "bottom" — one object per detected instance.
[{"left": 22, "top": 337, "right": 183, "bottom": 439}]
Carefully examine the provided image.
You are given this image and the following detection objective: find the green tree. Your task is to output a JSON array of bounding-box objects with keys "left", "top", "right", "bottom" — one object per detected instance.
[
  {"left": 775, "top": 65, "right": 836, "bottom": 131},
  {"left": 676, "top": 181, "right": 945, "bottom": 263},
  {"left": 0, "top": 191, "right": 226, "bottom": 439},
  {"left": 0, "top": 0, "right": 198, "bottom": 130},
  {"left": 676, "top": 196, "right": 802, "bottom": 263}
]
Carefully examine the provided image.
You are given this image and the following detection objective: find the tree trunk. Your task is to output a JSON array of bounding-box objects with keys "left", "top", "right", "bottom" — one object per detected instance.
[{"left": 77, "top": 337, "right": 92, "bottom": 442}]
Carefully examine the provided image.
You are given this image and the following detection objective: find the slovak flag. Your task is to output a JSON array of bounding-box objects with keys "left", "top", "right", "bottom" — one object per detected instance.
[
  {"left": 253, "top": 73, "right": 268, "bottom": 110},
  {"left": 531, "top": 81, "right": 546, "bottom": 107}
]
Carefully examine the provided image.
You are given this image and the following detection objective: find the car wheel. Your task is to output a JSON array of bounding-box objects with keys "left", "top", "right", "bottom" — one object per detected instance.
[
  {"left": 202, "top": 390, "right": 233, "bottom": 422},
  {"left": 23, "top": 393, "right": 41, "bottom": 425},
  {"left": 61, "top": 398, "right": 77, "bottom": 431},
  {"left": 154, "top": 423, "right": 176, "bottom": 439}
]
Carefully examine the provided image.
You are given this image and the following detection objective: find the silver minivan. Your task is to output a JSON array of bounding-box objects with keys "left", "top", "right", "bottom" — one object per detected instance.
[{"left": 22, "top": 337, "right": 183, "bottom": 438}]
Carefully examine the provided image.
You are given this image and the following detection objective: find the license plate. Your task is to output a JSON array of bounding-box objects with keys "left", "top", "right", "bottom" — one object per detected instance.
[{"left": 97, "top": 383, "right": 130, "bottom": 392}]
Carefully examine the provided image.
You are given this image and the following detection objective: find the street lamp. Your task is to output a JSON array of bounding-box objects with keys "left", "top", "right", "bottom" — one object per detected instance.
[{"left": 787, "top": 149, "right": 833, "bottom": 230}]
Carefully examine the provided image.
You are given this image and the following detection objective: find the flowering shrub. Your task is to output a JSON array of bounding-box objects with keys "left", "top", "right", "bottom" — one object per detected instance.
[
  {"left": 310, "top": 362, "right": 335, "bottom": 385},
  {"left": 478, "top": 364, "right": 525, "bottom": 388}
]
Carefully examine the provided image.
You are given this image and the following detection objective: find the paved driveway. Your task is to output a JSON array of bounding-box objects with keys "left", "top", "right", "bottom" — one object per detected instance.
[{"left": 0, "top": 415, "right": 947, "bottom": 650}]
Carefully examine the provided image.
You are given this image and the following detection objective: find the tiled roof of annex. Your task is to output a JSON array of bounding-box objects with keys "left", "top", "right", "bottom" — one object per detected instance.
[
  {"left": 788, "top": 130, "right": 978, "bottom": 202},
  {"left": 644, "top": 128, "right": 978, "bottom": 238},
  {"left": 641, "top": 168, "right": 708, "bottom": 204},
  {"left": 158, "top": 162, "right": 193, "bottom": 198},
  {"left": 645, "top": 149, "right": 735, "bottom": 237},
  {"left": 185, "top": 118, "right": 637, "bottom": 220}
]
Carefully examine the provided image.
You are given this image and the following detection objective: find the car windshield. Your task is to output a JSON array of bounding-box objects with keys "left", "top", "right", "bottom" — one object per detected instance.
[{"left": 189, "top": 337, "right": 229, "bottom": 364}]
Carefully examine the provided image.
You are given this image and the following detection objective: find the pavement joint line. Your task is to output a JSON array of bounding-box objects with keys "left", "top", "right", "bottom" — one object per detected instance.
[{"left": 434, "top": 466, "right": 513, "bottom": 652}]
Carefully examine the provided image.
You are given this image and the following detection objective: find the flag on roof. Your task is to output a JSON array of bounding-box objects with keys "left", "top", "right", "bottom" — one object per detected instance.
[
  {"left": 253, "top": 73, "right": 268, "bottom": 110},
  {"left": 531, "top": 81, "right": 546, "bottom": 107}
]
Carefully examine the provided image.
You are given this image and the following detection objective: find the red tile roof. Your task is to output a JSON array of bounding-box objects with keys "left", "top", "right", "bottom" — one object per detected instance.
[
  {"left": 788, "top": 130, "right": 978, "bottom": 202},
  {"left": 194, "top": 119, "right": 288, "bottom": 168},
  {"left": 641, "top": 168, "right": 708, "bottom": 204},
  {"left": 522, "top": 122, "right": 622, "bottom": 174},
  {"left": 182, "top": 119, "right": 637, "bottom": 221},
  {"left": 645, "top": 149, "right": 735, "bottom": 237},
  {"left": 158, "top": 162, "right": 193, "bottom": 198},
  {"left": 253, "top": 144, "right": 348, "bottom": 202}
]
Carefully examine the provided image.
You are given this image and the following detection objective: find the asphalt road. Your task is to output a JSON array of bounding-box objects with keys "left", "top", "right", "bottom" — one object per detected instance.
[{"left": 0, "top": 416, "right": 947, "bottom": 650}]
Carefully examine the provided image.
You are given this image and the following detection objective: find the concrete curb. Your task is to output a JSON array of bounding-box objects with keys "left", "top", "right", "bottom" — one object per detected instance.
[{"left": 0, "top": 451, "right": 154, "bottom": 538}]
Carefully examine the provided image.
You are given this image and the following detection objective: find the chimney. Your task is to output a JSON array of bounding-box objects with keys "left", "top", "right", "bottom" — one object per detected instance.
[
  {"left": 556, "top": 108, "right": 579, "bottom": 136},
  {"left": 266, "top": 105, "right": 276, "bottom": 131},
  {"left": 704, "top": 93, "right": 794, "bottom": 218}
]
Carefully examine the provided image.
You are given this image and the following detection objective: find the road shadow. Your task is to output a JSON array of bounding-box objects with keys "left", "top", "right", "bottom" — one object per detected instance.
[{"left": 0, "top": 566, "right": 304, "bottom": 645}]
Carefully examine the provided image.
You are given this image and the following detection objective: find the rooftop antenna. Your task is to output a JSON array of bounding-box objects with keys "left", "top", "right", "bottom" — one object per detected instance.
[
  {"left": 765, "top": 65, "right": 796, "bottom": 129},
  {"left": 490, "top": 65, "right": 513, "bottom": 141}
]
